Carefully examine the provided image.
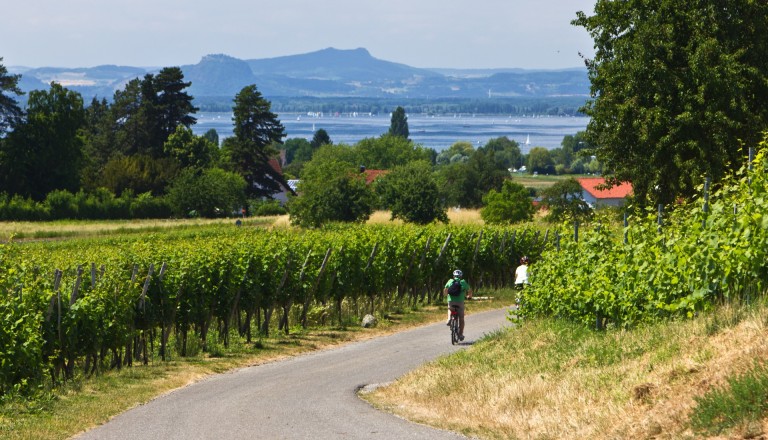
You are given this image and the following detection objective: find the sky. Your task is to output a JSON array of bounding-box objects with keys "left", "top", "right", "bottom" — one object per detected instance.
[{"left": 2, "top": 0, "right": 596, "bottom": 70}]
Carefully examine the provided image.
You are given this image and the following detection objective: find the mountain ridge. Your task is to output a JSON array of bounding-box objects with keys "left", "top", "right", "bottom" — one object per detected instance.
[{"left": 11, "top": 47, "right": 590, "bottom": 102}]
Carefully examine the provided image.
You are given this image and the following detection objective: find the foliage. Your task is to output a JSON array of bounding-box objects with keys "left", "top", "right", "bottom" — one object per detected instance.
[
  {"left": 518, "top": 138, "right": 768, "bottom": 328},
  {"left": 0, "top": 83, "right": 85, "bottom": 200},
  {"left": 223, "top": 85, "right": 288, "bottom": 199},
  {"left": 478, "top": 136, "right": 522, "bottom": 170},
  {"left": 480, "top": 180, "right": 536, "bottom": 224},
  {"left": 436, "top": 141, "right": 473, "bottom": 165},
  {"left": 0, "top": 58, "right": 23, "bottom": 134},
  {"left": 388, "top": 106, "right": 409, "bottom": 139},
  {"left": 527, "top": 147, "right": 554, "bottom": 175},
  {"left": 166, "top": 168, "right": 246, "bottom": 218},
  {"left": 310, "top": 128, "right": 332, "bottom": 149},
  {"left": 163, "top": 125, "right": 219, "bottom": 170},
  {"left": 0, "top": 221, "right": 546, "bottom": 396},
  {"left": 99, "top": 155, "right": 180, "bottom": 196},
  {"left": 249, "top": 199, "right": 287, "bottom": 216},
  {"left": 574, "top": 0, "right": 768, "bottom": 208},
  {"left": 287, "top": 158, "right": 373, "bottom": 227},
  {"left": 376, "top": 160, "right": 448, "bottom": 224},
  {"left": 354, "top": 134, "right": 431, "bottom": 170},
  {"left": 540, "top": 178, "right": 593, "bottom": 223}
]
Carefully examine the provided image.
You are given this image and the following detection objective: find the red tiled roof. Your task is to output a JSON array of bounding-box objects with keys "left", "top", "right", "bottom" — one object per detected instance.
[
  {"left": 363, "top": 169, "right": 389, "bottom": 184},
  {"left": 268, "top": 158, "right": 283, "bottom": 175},
  {"left": 576, "top": 177, "right": 633, "bottom": 199}
]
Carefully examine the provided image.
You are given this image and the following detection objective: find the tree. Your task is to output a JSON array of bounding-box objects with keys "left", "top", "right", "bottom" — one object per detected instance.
[
  {"left": 355, "top": 134, "right": 431, "bottom": 169},
  {"left": 0, "top": 83, "right": 85, "bottom": 200},
  {"left": 527, "top": 147, "right": 554, "bottom": 174},
  {"left": 0, "top": 58, "right": 23, "bottom": 135},
  {"left": 152, "top": 67, "right": 198, "bottom": 145},
  {"left": 388, "top": 106, "right": 409, "bottom": 139},
  {"left": 287, "top": 157, "right": 373, "bottom": 228},
  {"left": 223, "top": 85, "right": 288, "bottom": 198},
  {"left": 376, "top": 160, "right": 448, "bottom": 224},
  {"left": 99, "top": 155, "right": 179, "bottom": 196},
  {"left": 166, "top": 168, "right": 246, "bottom": 218},
  {"left": 540, "top": 178, "right": 592, "bottom": 223},
  {"left": 480, "top": 180, "right": 536, "bottom": 224},
  {"left": 163, "top": 125, "right": 219, "bottom": 170},
  {"left": 436, "top": 141, "right": 474, "bottom": 165},
  {"left": 480, "top": 136, "right": 522, "bottom": 170},
  {"left": 310, "top": 128, "right": 332, "bottom": 149},
  {"left": 574, "top": 0, "right": 768, "bottom": 207},
  {"left": 202, "top": 129, "right": 219, "bottom": 146}
]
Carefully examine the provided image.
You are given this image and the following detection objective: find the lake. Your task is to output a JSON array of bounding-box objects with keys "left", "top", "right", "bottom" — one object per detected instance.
[{"left": 193, "top": 112, "right": 589, "bottom": 152}]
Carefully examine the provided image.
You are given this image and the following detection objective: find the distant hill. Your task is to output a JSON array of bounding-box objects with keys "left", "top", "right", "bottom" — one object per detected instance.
[{"left": 11, "top": 47, "right": 590, "bottom": 103}]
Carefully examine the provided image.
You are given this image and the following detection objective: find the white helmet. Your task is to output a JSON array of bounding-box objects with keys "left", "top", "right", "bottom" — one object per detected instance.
[{"left": 452, "top": 269, "right": 463, "bottom": 278}]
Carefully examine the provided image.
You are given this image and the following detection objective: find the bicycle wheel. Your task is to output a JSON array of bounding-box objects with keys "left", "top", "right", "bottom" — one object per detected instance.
[{"left": 450, "top": 316, "right": 459, "bottom": 345}]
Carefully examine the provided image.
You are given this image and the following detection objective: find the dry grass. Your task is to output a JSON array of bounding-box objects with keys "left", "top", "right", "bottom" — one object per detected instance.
[
  {"left": 269, "top": 210, "right": 484, "bottom": 227},
  {"left": 363, "top": 303, "right": 768, "bottom": 439},
  {"left": 0, "top": 217, "right": 278, "bottom": 241}
]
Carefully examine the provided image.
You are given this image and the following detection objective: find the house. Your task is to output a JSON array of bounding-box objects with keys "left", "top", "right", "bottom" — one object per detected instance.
[
  {"left": 264, "top": 158, "right": 295, "bottom": 204},
  {"left": 576, "top": 177, "right": 633, "bottom": 207}
]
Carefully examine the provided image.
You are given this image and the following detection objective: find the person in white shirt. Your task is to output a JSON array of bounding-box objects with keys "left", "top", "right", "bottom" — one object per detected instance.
[{"left": 514, "top": 256, "right": 530, "bottom": 287}]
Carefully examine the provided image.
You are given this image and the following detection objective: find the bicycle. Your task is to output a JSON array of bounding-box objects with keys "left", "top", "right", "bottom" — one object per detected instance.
[{"left": 449, "top": 304, "right": 461, "bottom": 345}]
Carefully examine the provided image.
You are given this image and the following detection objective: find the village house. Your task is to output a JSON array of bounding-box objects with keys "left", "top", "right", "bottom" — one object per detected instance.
[{"left": 576, "top": 177, "right": 633, "bottom": 207}]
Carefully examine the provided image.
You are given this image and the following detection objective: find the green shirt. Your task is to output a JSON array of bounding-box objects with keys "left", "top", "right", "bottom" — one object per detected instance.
[{"left": 444, "top": 278, "right": 469, "bottom": 303}]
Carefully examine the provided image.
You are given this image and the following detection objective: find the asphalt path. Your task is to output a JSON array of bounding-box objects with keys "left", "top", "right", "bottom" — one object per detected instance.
[{"left": 74, "top": 306, "right": 512, "bottom": 440}]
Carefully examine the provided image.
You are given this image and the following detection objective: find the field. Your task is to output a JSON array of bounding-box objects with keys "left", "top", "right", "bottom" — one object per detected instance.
[{"left": 509, "top": 173, "right": 594, "bottom": 192}]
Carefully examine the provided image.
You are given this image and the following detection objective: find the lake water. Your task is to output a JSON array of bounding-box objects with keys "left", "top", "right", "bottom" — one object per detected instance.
[{"left": 193, "top": 112, "right": 589, "bottom": 153}]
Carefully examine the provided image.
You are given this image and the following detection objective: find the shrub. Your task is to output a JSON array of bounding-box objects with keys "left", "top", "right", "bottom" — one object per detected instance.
[{"left": 249, "top": 199, "right": 287, "bottom": 216}]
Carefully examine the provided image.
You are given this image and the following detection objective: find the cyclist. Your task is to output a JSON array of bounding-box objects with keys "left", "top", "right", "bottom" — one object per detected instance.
[{"left": 444, "top": 269, "right": 472, "bottom": 341}]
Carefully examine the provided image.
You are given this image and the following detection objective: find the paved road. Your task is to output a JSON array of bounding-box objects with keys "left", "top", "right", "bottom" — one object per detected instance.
[{"left": 74, "top": 307, "right": 512, "bottom": 440}]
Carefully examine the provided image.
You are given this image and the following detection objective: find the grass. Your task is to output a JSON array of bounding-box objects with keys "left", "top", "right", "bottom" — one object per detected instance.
[
  {"left": 0, "top": 217, "right": 279, "bottom": 242},
  {"left": 0, "top": 290, "right": 515, "bottom": 440},
  {"left": 509, "top": 173, "right": 594, "bottom": 192},
  {"left": 362, "top": 300, "right": 768, "bottom": 439}
]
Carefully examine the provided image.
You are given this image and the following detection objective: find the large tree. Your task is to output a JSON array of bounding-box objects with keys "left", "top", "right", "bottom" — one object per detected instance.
[
  {"left": 223, "top": 85, "right": 288, "bottom": 198},
  {"left": 287, "top": 157, "right": 373, "bottom": 228},
  {"left": 574, "top": 0, "right": 768, "bottom": 207},
  {"left": 480, "top": 180, "right": 536, "bottom": 225},
  {"left": 355, "top": 134, "right": 431, "bottom": 169},
  {"left": 376, "top": 160, "right": 448, "bottom": 224},
  {"left": 388, "top": 106, "right": 409, "bottom": 139},
  {"left": 0, "top": 83, "right": 85, "bottom": 199},
  {"left": 479, "top": 136, "right": 522, "bottom": 171},
  {"left": 0, "top": 58, "right": 23, "bottom": 135}
]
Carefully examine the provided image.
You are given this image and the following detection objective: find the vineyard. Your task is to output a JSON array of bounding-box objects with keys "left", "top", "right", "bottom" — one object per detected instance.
[
  {"left": 0, "top": 223, "right": 548, "bottom": 396},
  {"left": 521, "top": 142, "right": 768, "bottom": 328}
]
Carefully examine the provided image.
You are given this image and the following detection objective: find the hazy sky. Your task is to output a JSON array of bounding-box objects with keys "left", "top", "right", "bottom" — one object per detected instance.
[{"left": 3, "top": 0, "right": 596, "bottom": 69}]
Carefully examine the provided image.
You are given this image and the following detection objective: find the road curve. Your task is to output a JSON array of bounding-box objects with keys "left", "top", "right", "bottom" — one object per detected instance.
[{"left": 74, "top": 307, "right": 512, "bottom": 440}]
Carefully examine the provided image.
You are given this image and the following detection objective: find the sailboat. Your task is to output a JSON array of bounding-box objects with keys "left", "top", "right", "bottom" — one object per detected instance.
[{"left": 525, "top": 134, "right": 531, "bottom": 146}]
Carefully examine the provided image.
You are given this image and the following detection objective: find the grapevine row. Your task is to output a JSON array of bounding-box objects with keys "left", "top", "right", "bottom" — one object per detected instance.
[
  {"left": 521, "top": 142, "right": 768, "bottom": 328},
  {"left": 0, "top": 223, "right": 548, "bottom": 395}
]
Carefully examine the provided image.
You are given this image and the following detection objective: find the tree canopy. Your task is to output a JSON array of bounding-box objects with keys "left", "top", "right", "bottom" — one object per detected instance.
[
  {"left": 223, "top": 84, "right": 288, "bottom": 198},
  {"left": 388, "top": 106, "right": 409, "bottom": 139},
  {"left": 0, "top": 58, "right": 23, "bottom": 135},
  {"left": 376, "top": 160, "right": 448, "bottom": 224},
  {"left": 480, "top": 180, "right": 535, "bottom": 224},
  {"left": 0, "top": 83, "right": 85, "bottom": 200},
  {"left": 574, "top": 0, "right": 768, "bottom": 207},
  {"left": 287, "top": 157, "right": 373, "bottom": 227}
]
